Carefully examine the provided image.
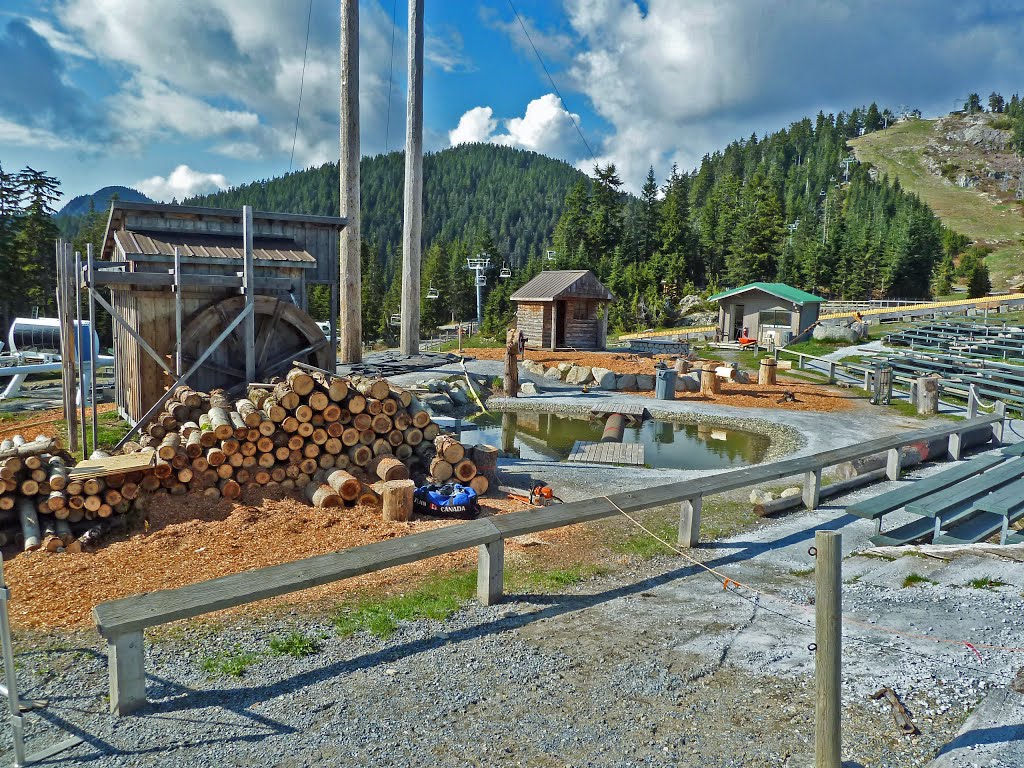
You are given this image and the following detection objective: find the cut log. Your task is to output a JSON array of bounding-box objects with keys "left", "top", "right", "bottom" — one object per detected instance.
[
  {"left": 47, "top": 455, "right": 68, "bottom": 490},
  {"left": 19, "top": 498, "right": 40, "bottom": 551},
  {"left": 403, "top": 427, "right": 423, "bottom": 446},
  {"left": 305, "top": 481, "right": 342, "bottom": 507},
  {"left": 209, "top": 407, "right": 234, "bottom": 440},
  {"left": 371, "top": 414, "right": 393, "bottom": 434},
  {"left": 347, "top": 393, "right": 366, "bottom": 414},
  {"left": 453, "top": 459, "right": 477, "bottom": 483},
  {"left": 469, "top": 475, "right": 489, "bottom": 495},
  {"left": 158, "top": 432, "right": 181, "bottom": 461},
  {"left": 235, "top": 398, "right": 263, "bottom": 427},
  {"left": 354, "top": 376, "right": 390, "bottom": 400},
  {"left": 0, "top": 436, "right": 60, "bottom": 461},
  {"left": 369, "top": 455, "right": 410, "bottom": 482},
  {"left": 219, "top": 479, "right": 241, "bottom": 499},
  {"left": 380, "top": 479, "right": 414, "bottom": 522},
  {"left": 434, "top": 434, "right": 465, "bottom": 464},
  {"left": 429, "top": 457, "right": 453, "bottom": 481},
  {"left": 323, "top": 469, "right": 361, "bottom": 501},
  {"left": 287, "top": 368, "right": 316, "bottom": 396},
  {"left": 470, "top": 444, "right": 498, "bottom": 486},
  {"left": 347, "top": 444, "right": 371, "bottom": 467}
]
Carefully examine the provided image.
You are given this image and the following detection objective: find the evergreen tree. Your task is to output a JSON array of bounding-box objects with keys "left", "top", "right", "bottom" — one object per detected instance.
[
  {"left": 988, "top": 92, "right": 1005, "bottom": 113},
  {"left": 967, "top": 262, "right": 991, "bottom": 298},
  {"left": 964, "top": 93, "right": 982, "bottom": 113},
  {"left": 864, "top": 102, "right": 883, "bottom": 133},
  {"left": 726, "top": 172, "right": 784, "bottom": 284},
  {"left": 14, "top": 167, "right": 61, "bottom": 316}
]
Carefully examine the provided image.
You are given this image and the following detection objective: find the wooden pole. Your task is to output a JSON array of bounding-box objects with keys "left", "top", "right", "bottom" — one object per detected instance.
[
  {"left": 339, "top": 0, "right": 362, "bottom": 363},
  {"left": 399, "top": 0, "right": 424, "bottom": 356},
  {"left": 814, "top": 530, "right": 842, "bottom": 768},
  {"left": 173, "top": 245, "right": 182, "bottom": 377},
  {"left": 88, "top": 243, "right": 99, "bottom": 452},
  {"left": 75, "top": 250, "right": 88, "bottom": 456},
  {"left": 242, "top": 206, "right": 256, "bottom": 383}
]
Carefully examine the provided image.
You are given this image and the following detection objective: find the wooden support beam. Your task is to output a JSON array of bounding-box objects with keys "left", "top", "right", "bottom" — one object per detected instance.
[
  {"left": 339, "top": 0, "right": 362, "bottom": 363},
  {"left": 814, "top": 530, "right": 842, "bottom": 768},
  {"left": 399, "top": 0, "right": 424, "bottom": 356},
  {"left": 678, "top": 496, "right": 701, "bottom": 548},
  {"left": 885, "top": 448, "right": 901, "bottom": 481},
  {"left": 89, "top": 271, "right": 299, "bottom": 291},
  {"left": 173, "top": 246, "right": 182, "bottom": 377},
  {"left": 803, "top": 468, "right": 822, "bottom": 510},
  {"left": 242, "top": 205, "right": 256, "bottom": 384},
  {"left": 477, "top": 539, "right": 504, "bottom": 606},
  {"left": 107, "top": 631, "right": 146, "bottom": 716}
]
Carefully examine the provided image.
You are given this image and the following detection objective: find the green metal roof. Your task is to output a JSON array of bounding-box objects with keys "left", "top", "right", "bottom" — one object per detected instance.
[{"left": 707, "top": 282, "right": 825, "bottom": 305}]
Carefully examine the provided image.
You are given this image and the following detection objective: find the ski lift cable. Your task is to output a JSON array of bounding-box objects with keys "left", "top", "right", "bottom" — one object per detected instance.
[{"left": 288, "top": 0, "right": 315, "bottom": 173}]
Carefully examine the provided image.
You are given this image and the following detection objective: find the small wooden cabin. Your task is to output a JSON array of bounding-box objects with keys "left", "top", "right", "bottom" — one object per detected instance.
[
  {"left": 709, "top": 282, "right": 824, "bottom": 344},
  {"left": 99, "top": 202, "right": 345, "bottom": 424},
  {"left": 511, "top": 270, "right": 614, "bottom": 350}
]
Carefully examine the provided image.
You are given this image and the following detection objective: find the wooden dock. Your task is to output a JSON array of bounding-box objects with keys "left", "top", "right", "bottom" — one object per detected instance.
[
  {"left": 590, "top": 403, "right": 649, "bottom": 418},
  {"left": 567, "top": 440, "right": 645, "bottom": 466}
]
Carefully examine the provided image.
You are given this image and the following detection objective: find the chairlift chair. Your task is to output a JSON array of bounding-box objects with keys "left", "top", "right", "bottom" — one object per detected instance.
[
  {"left": 389, "top": 314, "right": 401, "bottom": 327},
  {"left": 499, "top": 264, "right": 512, "bottom": 279},
  {"left": 426, "top": 284, "right": 439, "bottom": 300},
  {"left": 545, "top": 250, "right": 556, "bottom": 262}
]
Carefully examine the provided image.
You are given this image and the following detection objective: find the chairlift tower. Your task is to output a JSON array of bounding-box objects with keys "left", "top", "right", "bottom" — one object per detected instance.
[
  {"left": 841, "top": 155, "right": 856, "bottom": 182},
  {"left": 466, "top": 255, "right": 490, "bottom": 328}
]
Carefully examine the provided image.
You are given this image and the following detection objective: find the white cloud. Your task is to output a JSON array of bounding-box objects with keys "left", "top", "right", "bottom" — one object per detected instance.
[
  {"left": 492, "top": 94, "right": 581, "bottom": 157},
  {"left": 449, "top": 95, "right": 582, "bottom": 161},
  {"left": 136, "top": 165, "right": 229, "bottom": 201},
  {"left": 23, "top": 17, "right": 93, "bottom": 59},
  {"left": 449, "top": 106, "right": 497, "bottom": 146},
  {"left": 0, "top": 116, "right": 77, "bottom": 150}
]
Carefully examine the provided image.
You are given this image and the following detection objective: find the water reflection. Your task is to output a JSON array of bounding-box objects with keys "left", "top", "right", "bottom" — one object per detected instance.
[{"left": 467, "top": 412, "right": 770, "bottom": 470}]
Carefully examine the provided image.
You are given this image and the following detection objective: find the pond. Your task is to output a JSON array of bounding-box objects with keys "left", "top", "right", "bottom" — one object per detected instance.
[{"left": 458, "top": 412, "right": 771, "bottom": 470}]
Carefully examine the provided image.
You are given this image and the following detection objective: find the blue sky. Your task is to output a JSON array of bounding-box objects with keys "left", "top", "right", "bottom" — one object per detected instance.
[{"left": 2, "top": 1, "right": 1023, "bottom": 204}]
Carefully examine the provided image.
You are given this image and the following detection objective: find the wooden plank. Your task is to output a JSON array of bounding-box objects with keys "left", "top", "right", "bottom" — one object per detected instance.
[
  {"left": 847, "top": 453, "right": 1007, "bottom": 520},
  {"left": 934, "top": 508, "right": 1022, "bottom": 546},
  {"left": 69, "top": 452, "right": 154, "bottom": 479},
  {"left": 567, "top": 441, "right": 645, "bottom": 466},
  {"left": 905, "top": 459, "right": 1024, "bottom": 518},
  {"left": 94, "top": 518, "right": 501, "bottom": 635},
  {"left": 590, "top": 403, "right": 648, "bottom": 417}
]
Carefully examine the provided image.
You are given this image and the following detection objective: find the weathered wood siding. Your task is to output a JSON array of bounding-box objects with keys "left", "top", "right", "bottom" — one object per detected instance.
[
  {"left": 517, "top": 302, "right": 550, "bottom": 349},
  {"left": 561, "top": 298, "right": 602, "bottom": 349}
]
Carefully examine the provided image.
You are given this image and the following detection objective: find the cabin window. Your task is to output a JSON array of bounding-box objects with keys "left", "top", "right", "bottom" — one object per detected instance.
[
  {"left": 758, "top": 309, "right": 791, "bottom": 328},
  {"left": 573, "top": 300, "right": 594, "bottom": 321}
]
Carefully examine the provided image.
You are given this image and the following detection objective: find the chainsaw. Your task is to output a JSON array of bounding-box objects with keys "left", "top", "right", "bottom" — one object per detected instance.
[{"left": 507, "top": 483, "right": 563, "bottom": 507}]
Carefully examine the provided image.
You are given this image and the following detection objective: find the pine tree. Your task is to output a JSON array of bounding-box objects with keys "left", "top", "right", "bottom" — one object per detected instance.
[
  {"left": 967, "top": 262, "right": 991, "bottom": 298},
  {"left": 14, "top": 167, "right": 61, "bottom": 316},
  {"left": 726, "top": 172, "right": 784, "bottom": 284}
]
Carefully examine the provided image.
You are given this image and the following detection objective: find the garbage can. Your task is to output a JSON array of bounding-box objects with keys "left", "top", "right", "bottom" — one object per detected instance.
[{"left": 654, "top": 363, "right": 676, "bottom": 400}]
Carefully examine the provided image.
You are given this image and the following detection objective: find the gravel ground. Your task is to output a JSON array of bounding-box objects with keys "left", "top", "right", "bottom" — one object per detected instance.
[{"left": 4, "top": 447, "right": 1023, "bottom": 767}]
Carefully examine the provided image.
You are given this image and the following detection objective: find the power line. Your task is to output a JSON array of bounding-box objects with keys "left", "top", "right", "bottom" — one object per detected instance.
[
  {"left": 384, "top": 0, "right": 399, "bottom": 153},
  {"left": 289, "top": 0, "right": 316, "bottom": 173},
  {"left": 505, "top": 0, "right": 597, "bottom": 163}
]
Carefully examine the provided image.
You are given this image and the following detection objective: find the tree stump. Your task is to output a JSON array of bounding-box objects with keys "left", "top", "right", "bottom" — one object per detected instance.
[
  {"left": 700, "top": 363, "right": 720, "bottom": 396},
  {"left": 758, "top": 357, "right": 777, "bottom": 386},
  {"left": 381, "top": 479, "right": 414, "bottom": 522}
]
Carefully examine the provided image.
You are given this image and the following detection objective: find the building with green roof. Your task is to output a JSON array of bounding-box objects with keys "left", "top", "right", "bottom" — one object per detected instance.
[{"left": 707, "top": 282, "right": 825, "bottom": 344}]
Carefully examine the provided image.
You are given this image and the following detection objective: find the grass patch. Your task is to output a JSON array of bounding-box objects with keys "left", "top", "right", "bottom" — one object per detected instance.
[
  {"left": 441, "top": 337, "right": 504, "bottom": 352},
  {"left": 782, "top": 339, "right": 849, "bottom": 357},
  {"left": 332, "top": 571, "right": 477, "bottom": 639},
  {"left": 268, "top": 631, "right": 322, "bottom": 658},
  {"left": 200, "top": 646, "right": 261, "bottom": 678},
  {"left": 902, "top": 572, "right": 936, "bottom": 588},
  {"left": 57, "top": 410, "right": 133, "bottom": 461},
  {"left": 966, "top": 576, "right": 1008, "bottom": 590},
  {"left": 507, "top": 564, "right": 608, "bottom": 592},
  {"left": 790, "top": 567, "right": 815, "bottom": 577}
]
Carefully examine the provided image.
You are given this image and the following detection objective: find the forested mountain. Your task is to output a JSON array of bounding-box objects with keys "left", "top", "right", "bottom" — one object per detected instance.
[
  {"left": 57, "top": 185, "right": 152, "bottom": 218},
  {"left": 187, "top": 144, "right": 586, "bottom": 268}
]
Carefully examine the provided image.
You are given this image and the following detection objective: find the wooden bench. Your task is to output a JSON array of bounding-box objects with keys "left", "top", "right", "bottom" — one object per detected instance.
[
  {"left": 92, "top": 413, "right": 1005, "bottom": 715},
  {"left": 848, "top": 452, "right": 1007, "bottom": 534},
  {"left": 936, "top": 477, "right": 1024, "bottom": 545}
]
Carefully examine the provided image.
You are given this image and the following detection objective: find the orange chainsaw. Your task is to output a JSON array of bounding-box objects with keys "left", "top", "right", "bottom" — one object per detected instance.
[{"left": 507, "top": 483, "right": 563, "bottom": 507}]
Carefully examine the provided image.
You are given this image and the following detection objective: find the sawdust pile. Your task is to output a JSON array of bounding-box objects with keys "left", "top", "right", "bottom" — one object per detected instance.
[
  {"left": 4, "top": 489, "right": 587, "bottom": 630},
  {"left": 465, "top": 348, "right": 676, "bottom": 375},
  {"left": 639, "top": 381, "right": 858, "bottom": 412}
]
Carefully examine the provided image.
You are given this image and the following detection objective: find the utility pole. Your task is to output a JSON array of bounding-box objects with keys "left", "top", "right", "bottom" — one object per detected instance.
[
  {"left": 339, "top": 0, "right": 362, "bottom": 363},
  {"left": 467, "top": 255, "right": 490, "bottom": 329},
  {"left": 400, "top": 0, "right": 424, "bottom": 356}
]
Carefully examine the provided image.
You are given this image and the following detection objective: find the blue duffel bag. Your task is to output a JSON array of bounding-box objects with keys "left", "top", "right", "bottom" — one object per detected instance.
[{"left": 412, "top": 483, "right": 480, "bottom": 519}]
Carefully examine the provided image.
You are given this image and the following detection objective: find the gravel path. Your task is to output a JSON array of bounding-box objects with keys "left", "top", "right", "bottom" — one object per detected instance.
[{"left": 4, "top": 448, "right": 1022, "bottom": 767}]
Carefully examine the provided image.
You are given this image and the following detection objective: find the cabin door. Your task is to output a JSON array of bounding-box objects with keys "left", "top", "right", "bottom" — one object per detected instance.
[
  {"left": 731, "top": 304, "right": 745, "bottom": 340},
  {"left": 555, "top": 302, "right": 566, "bottom": 348}
]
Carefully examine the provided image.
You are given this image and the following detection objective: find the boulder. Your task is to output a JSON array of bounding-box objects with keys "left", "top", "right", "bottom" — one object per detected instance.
[
  {"left": 749, "top": 488, "right": 775, "bottom": 505},
  {"left": 812, "top": 323, "right": 860, "bottom": 343},
  {"left": 419, "top": 392, "right": 454, "bottom": 415},
  {"left": 519, "top": 381, "right": 539, "bottom": 395},
  {"left": 565, "top": 365, "right": 594, "bottom": 386},
  {"left": 735, "top": 370, "right": 751, "bottom": 385},
  {"left": 780, "top": 487, "right": 802, "bottom": 499},
  {"left": 543, "top": 366, "right": 564, "bottom": 381},
  {"left": 675, "top": 374, "right": 700, "bottom": 392},
  {"left": 523, "top": 360, "right": 546, "bottom": 376},
  {"left": 448, "top": 386, "right": 470, "bottom": 405},
  {"left": 616, "top": 373, "right": 637, "bottom": 391},
  {"left": 635, "top": 374, "right": 655, "bottom": 391},
  {"left": 591, "top": 367, "right": 616, "bottom": 390},
  {"left": 557, "top": 362, "right": 573, "bottom": 374}
]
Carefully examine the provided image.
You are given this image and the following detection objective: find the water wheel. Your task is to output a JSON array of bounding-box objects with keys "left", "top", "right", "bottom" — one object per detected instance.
[{"left": 180, "top": 296, "right": 331, "bottom": 391}]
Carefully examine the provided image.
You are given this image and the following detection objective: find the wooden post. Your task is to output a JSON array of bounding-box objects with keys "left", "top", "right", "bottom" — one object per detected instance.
[
  {"left": 827, "top": 361, "right": 836, "bottom": 384},
  {"left": 678, "top": 496, "right": 701, "bottom": 548},
  {"left": 75, "top": 250, "right": 88, "bottom": 455},
  {"left": 948, "top": 430, "right": 964, "bottom": 461},
  {"left": 967, "top": 385, "right": 979, "bottom": 419},
  {"left": 814, "top": 530, "right": 842, "bottom": 768},
  {"left": 477, "top": 539, "right": 504, "bottom": 606},
  {"left": 994, "top": 401, "right": 1006, "bottom": 445},
  {"left": 107, "top": 631, "right": 147, "bottom": 715},
  {"left": 803, "top": 468, "right": 822, "bottom": 510},
  {"left": 339, "top": 0, "right": 362, "bottom": 363},
  {"left": 173, "top": 245, "right": 182, "bottom": 376},
  {"left": 885, "top": 448, "right": 901, "bottom": 480},
  {"left": 700, "top": 363, "right": 719, "bottom": 396},
  {"left": 399, "top": 0, "right": 424, "bottom": 356},
  {"left": 916, "top": 376, "right": 938, "bottom": 415},
  {"left": 242, "top": 206, "right": 256, "bottom": 383},
  {"left": 87, "top": 243, "right": 99, "bottom": 452},
  {"left": 758, "top": 357, "right": 776, "bottom": 386}
]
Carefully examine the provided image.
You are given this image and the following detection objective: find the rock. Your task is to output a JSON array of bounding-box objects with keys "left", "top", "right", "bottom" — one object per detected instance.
[
  {"left": 813, "top": 323, "right": 859, "bottom": 343},
  {"left": 419, "top": 392, "right": 454, "bottom": 415},
  {"left": 543, "top": 366, "right": 564, "bottom": 381},
  {"left": 676, "top": 374, "right": 700, "bottom": 392},
  {"left": 780, "top": 487, "right": 802, "bottom": 499},
  {"left": 591, "top": 367, "right": 616, "bottom": 390},
  {"left": 565, "top": 365, "right": 593, "bottom": 385},
  {"left": 616, "top": 373, "right": 637, "bottom": 391},
  {"left": 557, "top": 362, "right": 573, "bottom": 374},
  {"left": 750, "top": 488, "right": 775, "bottom": 505},
  {"left": 675, "top": 294, "right": 706, "bottom": 317},
  {"left": 523, "top": 360, "right": 546, "bottom": 376},
  {"left": 519, "top": 381, "right": 538, "bottom": 395},
  {"left": 735, "top": 370, "right": 750, "bottom": 384},
  {"left": 635, "top": 374, "right": 655, "bottom": 391},
  {"left": 448, "top": 386, "right": 470, "bottom": 405}
]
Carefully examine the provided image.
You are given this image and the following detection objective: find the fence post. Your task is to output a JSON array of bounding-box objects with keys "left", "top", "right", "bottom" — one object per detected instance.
[
  {"left": 828, "top": 361, "right": 836, "bottom": 383},
  {"left": 802, "top": 468, "right": 822, "bottom": 510},
  {"left": 678, "top": 496, "right": 702, "bottom": 548},
  {"left": 885, "top": 448, "right": 901, "bottom": 480},
  {"left": 967, "top": 385, "right": 978, "bottom": 419},
  {"left": 477, "top": 540, "right": 504, "bottom": 606},
  {"left": 994, "top": 401, "right": 1006, "bottom": 445},
  {"left": 814, "top": 530, "right": 842, "bottom": 768}
]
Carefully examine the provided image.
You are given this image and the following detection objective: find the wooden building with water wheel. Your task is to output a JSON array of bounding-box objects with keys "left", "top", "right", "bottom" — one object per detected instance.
[{"left": 98, "top": 202, "right": 344, "bottom": 424}]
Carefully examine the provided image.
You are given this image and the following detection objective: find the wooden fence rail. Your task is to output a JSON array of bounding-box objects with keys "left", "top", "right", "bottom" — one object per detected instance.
[{"left": 93, "top": 413, "right": 1004, "bottom": 715}]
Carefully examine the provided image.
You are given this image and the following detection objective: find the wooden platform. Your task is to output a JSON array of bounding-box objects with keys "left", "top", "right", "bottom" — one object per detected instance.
[
  {"left": 589, "top": 403, "right": 649, "bottom": 418},
  {"left": 568, "top": 441, "right": 645, "bottom": 466}
]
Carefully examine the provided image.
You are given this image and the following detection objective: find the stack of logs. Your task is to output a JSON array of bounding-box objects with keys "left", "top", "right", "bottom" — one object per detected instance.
[
  {"left": 1, "top": 434, "right": 131, "bottom": 552},
  {"left": 0, "top": 367, "right": 498, "bottom": 552}
]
